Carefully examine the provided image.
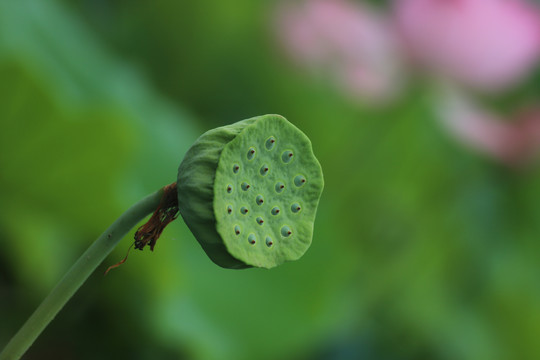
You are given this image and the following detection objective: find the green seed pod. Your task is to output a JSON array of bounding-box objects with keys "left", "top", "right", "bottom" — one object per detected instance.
[{"left": 177, "top": 114, "right": 324, "bottom": 269}]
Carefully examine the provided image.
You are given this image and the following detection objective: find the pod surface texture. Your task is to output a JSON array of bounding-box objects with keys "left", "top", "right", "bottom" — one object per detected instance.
[{"left": 177, "top": 114, "right": 323, "bottom": 269}]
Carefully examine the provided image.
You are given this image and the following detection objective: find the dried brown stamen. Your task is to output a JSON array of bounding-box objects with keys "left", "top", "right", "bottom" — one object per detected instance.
[{"left": 105, "top": 182, "right": 179, "bottom": 274}]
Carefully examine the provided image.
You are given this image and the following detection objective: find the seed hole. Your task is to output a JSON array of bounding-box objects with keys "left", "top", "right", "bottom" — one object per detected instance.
[
  {"left": 247, "top": 147, "right": 256, "bottom": 160},
  {"left": 256, "top": 217, "right": 264, "bottom": 225},
  {"left": 282, "top": 150, "right": 294, "bottom": 163},
  {"left": 241, "top": 182, "right": 251, "bottom": 191},
  {"left": 271, "top": 207, "right": 280, "bottom": 215},
  {"left": 275, "top": 182, "right": 285, "bottom": 193},
  {"left": 281, "top": 226, "right": 292, "bottom": 237},
  {"left": 233, "top": 164, "right": 240, "bottom": 174},
  {"left": 227, "top": 205, "right": 233, "bottom": 214},
  {"left": 227, "top": 184, "right": 233, "bottom": 193},
  {"left": 266, "top": 137, "right": 276, "bottom": 150},
  {"left": 241, "top": 207, "right": 249, "bottom": 215},
  {"left": 291, "top": 203, "right": 301, "bottom": 213},
  {"left": 256, "top": 195, "right": 264, "bottom": 205},
  {"left": 266, "top": 236, "right": 273, "bottom": 247},
  {"left": 234, "top": 226, "right": 241, "bottom": 235},
  {"left": 294, "top": 175, "right": 306, "bottom": 187},
  {"left": 260, "top": 164, "right": 269, "bottom": 176},
  {"left": 248, "top": 234, "right": 256, "bottom": 245}
]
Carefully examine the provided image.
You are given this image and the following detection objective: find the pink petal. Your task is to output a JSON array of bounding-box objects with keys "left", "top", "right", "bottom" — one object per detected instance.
[{"left": 395, "top": 0, "right": 540, "bottom": 91}]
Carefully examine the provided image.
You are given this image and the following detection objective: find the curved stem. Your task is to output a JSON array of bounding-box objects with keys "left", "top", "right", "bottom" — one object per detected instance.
[{"left": 0, "top": 188, "right": 165, "bottom": 360}]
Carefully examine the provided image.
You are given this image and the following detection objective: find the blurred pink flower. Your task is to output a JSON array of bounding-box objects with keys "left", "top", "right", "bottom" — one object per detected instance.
[
  {"left": 438, "top": 87, "right": 540, "bottom": 165},
  {"left": 394, "top": 0, "right": 540, "bottom": 92},
  {"left": 275, "top": 0, "right": 403, "bottom": 103}
]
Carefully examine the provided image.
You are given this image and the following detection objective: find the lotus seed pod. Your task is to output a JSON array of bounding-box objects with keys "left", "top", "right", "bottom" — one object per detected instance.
[{"left": 177, "top": 114, "right": 324, "bottom": 269}]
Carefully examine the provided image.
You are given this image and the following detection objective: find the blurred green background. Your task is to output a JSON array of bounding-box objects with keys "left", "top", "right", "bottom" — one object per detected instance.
[{"left": 2, "top": 1, "right": 540, "bottom": 359}]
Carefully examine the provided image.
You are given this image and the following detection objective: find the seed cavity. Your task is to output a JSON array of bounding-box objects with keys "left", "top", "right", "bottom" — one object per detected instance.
[
  {"left": 248, "top": 234, "right": 256, "bottom": 245},
  {"left": 241, "top": 207, "right": 249, "bottom": 215},
  {"left": 256, "top": 195, "right": 264, "bottom": 205},
  {"left": 233, "top": 164, "right": 240, "bottom": 174},
  {"left": 275, "top": 182, "right": 285, "bottom": 193},
  {"left": 266, "top": 236, "right": 273, "bottom": 247},
  {"left": 281, "top": 226, "right": 292, "bottom": 237},
  {"left": 294, "top": 175, "right": 306, "bottom": 187},
  {"left": 291, "top": 203, "right": 301, "bottom": 213},
  {"left": 241, "top": 182, "right": 251, "bottom": 191},
  {"left": 256, "top": 217, "right": 264, "bottom": 225},
  {"left": 282, "top": 150, "right": 294, "bottom": 163},
  {"left": 227, "top": 205, "right": 233, "bottom": 214},
  {"left": 234, "top": 226, "right": 241, "bottom": 235},
  {"left": 227, "top": 184, "right": 233, "bottom": 193},
  {"left": 265, "top": 137, "right": 276, "bottom": 150},
  {"left": 271, "top": 207, "right": 280, "bottom": 215},
  {"left": 260, "top": 164, "right": 269, "bottom": 176},
  {"left": 247, "top": 147, "right": 256, "bottom": 160}
]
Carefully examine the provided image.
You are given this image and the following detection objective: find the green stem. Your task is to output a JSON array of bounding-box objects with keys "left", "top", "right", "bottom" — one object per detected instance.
[{"left": 0, "top": 188, "right": 165, "bottom": 360}]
